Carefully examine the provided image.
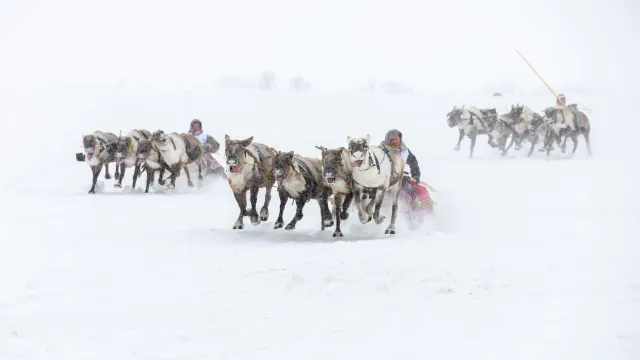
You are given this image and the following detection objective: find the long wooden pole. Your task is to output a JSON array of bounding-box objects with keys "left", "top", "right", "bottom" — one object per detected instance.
[{"left": 516, "top": 50, "right": 560, "bottom": 100}]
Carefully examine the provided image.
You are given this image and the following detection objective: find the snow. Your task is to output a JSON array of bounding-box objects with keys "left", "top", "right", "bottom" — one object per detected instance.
[{"left": 0, "top": 84, "right": 639, "bottom": 359}]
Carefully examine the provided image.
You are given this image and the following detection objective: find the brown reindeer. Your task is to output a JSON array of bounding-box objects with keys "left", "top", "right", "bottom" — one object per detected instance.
[
  {"left": 315, "top": 145, "right": 354, "bottom": 237},
  {"left": 271, "top": 151, "right": 334, "bottom": 231},
  {"left": 114, "top": 129, "right": 152, "bottom": 189},
  {"left": 224, "top": 135, "right": 277, "bottom": 229},
  {"left": 79, "top": 131, "right": 119, "bottom": 194}
]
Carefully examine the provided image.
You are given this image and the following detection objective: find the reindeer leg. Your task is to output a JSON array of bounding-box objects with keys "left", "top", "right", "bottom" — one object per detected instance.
[
  {"left": 158, "top": 166, "right": 166, "bottom": 186},
  {"left": 469, "top": 134, "right": 477, "bottom": 158},
  {"left": 131, "top": 164, "right": 140, "bottom": 189},
  {"left": 527, "top": 137, "right": 537, "bottom": 158},
  {"left": 249, "top": 186, "right": 260, "bottom": 225},
  {"left": 114, "top": 163, "right": 126, "bottom": 188},
  {"left": 260, "top": 181, "right": 273, "bottom": 221},
  {"left": 454, "top": 129, "right": 464, "bottom": 150},
  {"left": 333, "top": 194, "right": 344, "bottom": 237},
  {"left": 571, "top": 134, "right": 579, "bottom": 154},
  {"left": 502, "top": 134, "right": 516, "bottom": 156},
  {"left": 372, "top": 187, "right": 387, "bottom": 225},
  {"left": 183, "top": 165, "right": 194, "bottom": 187},
  {"left": 341, "top": 191, "right": 354, "bottom": 220},
  {"left": 145, "top": 166, "right": 154, "bottom": 193},
  {"left": 583, "top": 129, "right": 592, "bottom": 156},
  {"left": 319, "top": 188, "right": 334, "bottom": 229},
  {"left": 168, "top": 164, "right": 180, "bottom": 189},
  {"left": 88, "top": 165, "right": 102, "bottom": 194},
  {"left": 353, "top": 187, "right": 372, "bottom": 224},
  {"left": 286, "top": 198, "right": 306, "bottom": 230},
  {"left": 274, "top": 188, "right": 288, "bottom": 229},
  {"left": 233, "top": 190, "right": 248, "bottom": 229},
  {"left": 198, "top": 159, "right": 204, "bottom": 181},
  {"left": 561, "top": 135, "right": 569, "bottom": 153},
  {"left": 104, "top": 163, "right": 112, "bottom": 180},
  {"left": 385, "top": 182, "right": 402, "bottom": 235}
]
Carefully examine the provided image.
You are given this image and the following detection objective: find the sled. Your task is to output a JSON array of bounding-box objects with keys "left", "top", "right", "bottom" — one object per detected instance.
[
  {"left": 330, "top": 173, "right": 436, "bottom": 231},
  {"left": 383, "top": 175, "right": 436, "bottom": 230}
]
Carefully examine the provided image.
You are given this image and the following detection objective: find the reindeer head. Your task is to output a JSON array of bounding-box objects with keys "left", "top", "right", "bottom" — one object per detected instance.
[
  {"left": 542, "top": 107, "right": 557, "bottom": 122},
  {"left": 272, "top": 151, "right": 295, "bottom": 181},
  {"left": 115, "top": 136, "right": 132, "bottom": 165},
  {"left": 82, "top": 135, "right": 98, "bottom": 161},
  {"left": 347, "top": 134, "right": 370, "bottom": 168},
  {"left": 152, "top": 130, "right": 169, "bottom": 147},
  {"left": 224, "top": 135, "right": 253, "bottom": 174},
  {"left": 316, "top": 145, "right": 345, "bottom": 184},
  {"left": 446, "top": 107, "right": 462, "bottom": 128},
  {"left": 136, "top": 139, "right": 153, "bottom": 166},
  {"left": 509, "top": 104, "right": 524, "bottom": 121}
]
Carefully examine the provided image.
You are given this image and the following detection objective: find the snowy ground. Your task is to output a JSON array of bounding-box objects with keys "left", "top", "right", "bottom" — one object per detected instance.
[{"left": 1, "top": 86, "right": 639, "bottom": 359}]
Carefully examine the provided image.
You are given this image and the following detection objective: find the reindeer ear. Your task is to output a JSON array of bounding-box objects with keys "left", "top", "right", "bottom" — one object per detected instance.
[
  {"left": 315, "top": 145, "right": 326, "bottom": 152},
  {"left": 241, "top": 136, "right": 253, "bottom": 147},
  {"left": 224, "top": 135, "right": 231, "bottom": 144},
  {"left": 365, "top": 134, "right": 370, "bottom": 144},
  {"left": 347, "top": 136, "right": 353, "bottom": 144},
  {"left": 286, "top": 150, "right": 294, "bottom": 158}
]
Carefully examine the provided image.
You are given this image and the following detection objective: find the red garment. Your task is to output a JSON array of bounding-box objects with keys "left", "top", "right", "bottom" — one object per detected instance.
[{"left": 403, "top": 182, "right": 434, "bottom": 213}]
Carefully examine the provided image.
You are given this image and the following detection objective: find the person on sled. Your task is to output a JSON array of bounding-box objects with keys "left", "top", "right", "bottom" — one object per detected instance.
[
  {"left": 554, "top": 93, "right": 578, "bottom": 132},
  {"left": 188, "top": 119, "right": 224, "bottom": 176},
  {"left": 383, "top": 129, "right": 434, "bottom": 214}
]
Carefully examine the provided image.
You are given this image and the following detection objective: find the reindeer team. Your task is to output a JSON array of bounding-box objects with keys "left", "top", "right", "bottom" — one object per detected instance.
[
  {"left": 78, "top": 99, "right": 592, "bottom": 237},
  {"left": 79, "top": 128, "right": 408, "bottom": 237},
  {"left": 446, "top": 102, "right": 592, "bottom": 158}
]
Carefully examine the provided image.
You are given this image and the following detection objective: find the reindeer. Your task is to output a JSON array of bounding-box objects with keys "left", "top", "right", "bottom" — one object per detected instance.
[
  {"left": 114, "top": 129, "right": 152, "bottom": 189},
  {"left": 151, "top": 130, "right": 205, "bottom": 189},
  {"left": 79, "top": 131, "right": 119, "bottom": 194},
  {"left": 500, "top": 104, "right": 543, "bottom": 156},
  {"left": 486, "top": 114, "right": 515, "bottom": 153},
  {"left": 446, "top": 105, "right": 498, "bottom": 158},
  {"left": 315, "top": 145, "right": 355, "bottom": 237},
  {"left": 346, "top": 134, "right": 405, "bottom": 235},
  {"left": 542, "top": 104, "right": 592, "bottom": 156},
  {"left": 224, "top": 135, "right": 277, "bottom": 229},
  {"left": 271, "top": 151, "right": 334, "bottom": 231},
  {"left": 135, "top": 139, "right": 173, "bottom": 193}
]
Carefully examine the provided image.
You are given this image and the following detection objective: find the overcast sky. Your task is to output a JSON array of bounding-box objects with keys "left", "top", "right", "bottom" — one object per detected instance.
[{"left": 0, "top": 0, "right": 638, "bottom": 92}]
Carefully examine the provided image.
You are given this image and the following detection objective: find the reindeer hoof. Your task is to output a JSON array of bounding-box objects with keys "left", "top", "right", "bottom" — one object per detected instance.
[
  {"left": 251, "top": 216, "right": 260, "bottom": 226},
  {"left": 285, "top": 223, "right": 296, "bottom": 230},
  {"left": 260, "top": 209, "right": 269, "bottom": 221},
  {"left": 233, "top": 222, "right": 244, "bottom": 230},
  {"left": 454, "top": 145, "right": 460, "bottom": 151},
  {"left": 274, "top": 221, "right": 284, "bottom": 229},
  {"left": 385, "top": 229, "right": 396, "bottom": 235},
  {"left": 188, "top": 181, "right": 194, "bottom": 187},
  {"left": 88, "top": 189, "right": 95, "bottom": 194},
  {"left": 114, "top": 183, "right": 122, "bottom": 188},
  {"left": 360, "top": 215, "right": 372, "bottom": 224},
  {"left": 340, "top": 212, "right": 349, "bottom": 220},
  {"left": 374, "top": 216, "right": 385, "bottom": 225},
  {"left": 333, "top": 230, "right": 343, "bottom": 237},
  {"left": 105, "top": 173, "right": 112, "bottom": 180},
  {"left": 324, "top": 219, "right": 334, "bottom": 227},
  {"left": 295, "top": 213, "right": 303, "bottom": 221}
]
